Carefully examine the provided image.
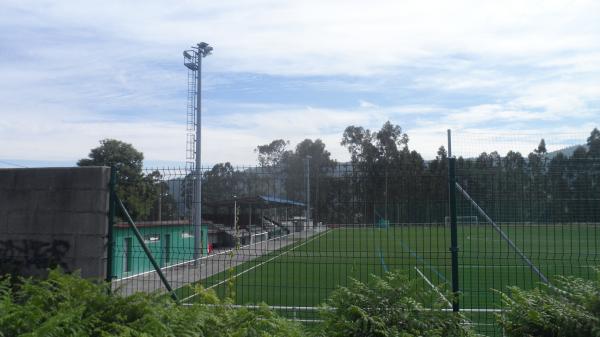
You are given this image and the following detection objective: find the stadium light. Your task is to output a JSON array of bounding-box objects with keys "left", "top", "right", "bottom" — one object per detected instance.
[{"left": 183, "top": 42, "right": 213, "bottom": 261}]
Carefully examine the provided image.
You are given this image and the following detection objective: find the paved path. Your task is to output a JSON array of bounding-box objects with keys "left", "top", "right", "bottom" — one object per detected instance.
[{"left": 111, "top": 228, "right": 327, "bottom": 296}]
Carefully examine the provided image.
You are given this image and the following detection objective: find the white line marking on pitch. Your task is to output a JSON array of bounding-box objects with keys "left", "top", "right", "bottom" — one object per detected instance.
[
  {"left": 113, "top": 230, "right": 320, "bottom": 283},
  {"left": 414, "top": 266, "right": 452, "bottom": 308},
  {"left": 181, "top": 229, "right": 330, "bottom": 303}
]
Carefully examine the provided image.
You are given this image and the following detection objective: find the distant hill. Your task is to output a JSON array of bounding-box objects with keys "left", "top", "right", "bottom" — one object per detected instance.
[{"left": 546, "top": 144, "right": 589, "bottom": 159}]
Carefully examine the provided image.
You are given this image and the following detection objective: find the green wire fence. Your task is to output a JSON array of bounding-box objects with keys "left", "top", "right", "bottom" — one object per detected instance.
[{"left": 107, "top": 130, "right": 600, "bottom": 336}]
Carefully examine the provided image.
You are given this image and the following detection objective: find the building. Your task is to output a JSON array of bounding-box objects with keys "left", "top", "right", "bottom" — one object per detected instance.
[{"left": 111, "top": 220, "right": 208, "bottom": 279}]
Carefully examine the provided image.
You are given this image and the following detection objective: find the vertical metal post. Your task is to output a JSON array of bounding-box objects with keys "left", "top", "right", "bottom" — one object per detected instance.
[
  {"left": 193, "top": 50, "right": 203, "bottom": 261},
  {"left": 447, "top": 129, "right": 452, "bottom": 157},
  {"left": 385, "top": 169, "right": 388, "bottom": 221},
  {"left": 248, "top": 205, "right": 252, "bottom": 228},
  {"left": 233, "top": 196, "right": 239, "bottom": 247},
  {"left": 116, "top": 197, "right": 179, "bottom": 302},
  {"left": 448, "top": 157, "right": 460, "bottom": 312},
  {"left": 158, "top": 184, "right": 162, "bottom": 223},
  {"left": 305, "top": 156, "right": 311, "bottom": 228},
  {"left": 106, "top": 166, "right": 117, "bottom": 284}
]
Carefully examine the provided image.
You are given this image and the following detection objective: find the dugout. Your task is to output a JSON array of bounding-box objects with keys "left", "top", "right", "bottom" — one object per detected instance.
[{"left": 204, "top": 195, "right": 308, "bottom": 246}]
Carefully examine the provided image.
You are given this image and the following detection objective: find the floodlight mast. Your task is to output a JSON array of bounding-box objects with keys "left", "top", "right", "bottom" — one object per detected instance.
[{"left": 183, "top": 42, "right": 212, "bottom": 262}]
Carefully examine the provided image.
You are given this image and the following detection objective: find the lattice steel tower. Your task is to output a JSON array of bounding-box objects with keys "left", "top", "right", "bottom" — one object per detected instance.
[{"left": 183, "top": 42, "right": 212, "bottom": 261}]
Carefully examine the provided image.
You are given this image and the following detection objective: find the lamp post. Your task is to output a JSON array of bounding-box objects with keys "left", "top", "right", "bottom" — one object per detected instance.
[
  {"left": 184, "top": 42, "right": 213, "bottom": 261},
  {"left": 233, "top": 195, "right": 240, "bottom": 248},
  {"left": 305, "top": 155, "right": 312, "bottom": 229}
]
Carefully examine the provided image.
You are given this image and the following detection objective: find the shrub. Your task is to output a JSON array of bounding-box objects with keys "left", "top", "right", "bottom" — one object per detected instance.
[
  {"left": 0, "top": 269, "right": 303, "bottom": 337},
  {"left": 498, "top": 273, "right": 600, "bottom": 337},
  {"left": 0, "top": 269, "right": 480, "bottom": 337},
  {"left": 313, "top": 270, "right": 476, "bottom": 337}
]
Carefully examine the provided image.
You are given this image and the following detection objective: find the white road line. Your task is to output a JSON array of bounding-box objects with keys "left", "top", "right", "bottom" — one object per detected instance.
[
  {"left": 414, "top": 266, "right": 452, "bottom": 308},
  {"left": 181, "top": 229, "right": 330, "bottom": 303}
]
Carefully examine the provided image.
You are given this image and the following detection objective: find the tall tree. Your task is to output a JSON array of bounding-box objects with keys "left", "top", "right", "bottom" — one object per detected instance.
[
  {"left": 78, "top": 139, "right": 144, "bottom": 183},
  {"left": 375, "top": 121, "right": 409, "bottom": 163},
  {"left": 587, "top": 128, "right": 600, "bottom": 158},
  {"left": 78, "top": 139, "right": 158, "bottom": 220},
  {"left": 255, "top": 139, "right": 291, "bottom": 167},
  {"left": 283, "top": 139, "right": 336, "bottom": 222},
  {"left": 527, "top": 139, "right": 549, "bottom": 221},
  {"left": 529, "top": 139, "right": 547, "bottom": 177},
  {"left": 534, "top": 139, "right": 547, "bottom": 155},
  {"left": 341, "top": 126, "right": 378, "bottom": 165},
  {"left": 341, "top": 121, "right": 412, "bottom": 168},
  {"left": 202, "top": 162, "right": 240, "bottom": 202},
  {"left": 341, "top": 121, "right": 427, "bottom": 223}
]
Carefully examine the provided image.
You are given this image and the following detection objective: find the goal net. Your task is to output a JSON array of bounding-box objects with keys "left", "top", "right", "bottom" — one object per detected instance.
[{"left": 444, "top": 215, "right": 478, "bottom": 227}]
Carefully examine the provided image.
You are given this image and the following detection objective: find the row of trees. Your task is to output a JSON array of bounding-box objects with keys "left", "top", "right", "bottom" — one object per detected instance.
[
  {"left": 78, "top": 125, "right": 600, "bottom": 224},
  {"left": 456, "top": 129, "right": 600, "bottom": 222},
  {"left": 248, "top": 124, "right": 600, "bottom": 224}
]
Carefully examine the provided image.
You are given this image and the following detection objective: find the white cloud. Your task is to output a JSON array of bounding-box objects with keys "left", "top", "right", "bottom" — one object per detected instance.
[
  {"left": 359, "top": 100, "right": 378, "bottom": 108},
  {"left": 3, "top": 0, "right": 600, "bottom": 76},
  {"left": 1, "top": 0, "right": 599, "bottom": 165},
  {"left": 1, "top": 98, "right": 596, "bottom": 165}
]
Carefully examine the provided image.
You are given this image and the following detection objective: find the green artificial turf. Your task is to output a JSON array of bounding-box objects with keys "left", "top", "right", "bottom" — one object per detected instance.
[{"left": 179, "top": 224, "right": 600, "bottom": 336}]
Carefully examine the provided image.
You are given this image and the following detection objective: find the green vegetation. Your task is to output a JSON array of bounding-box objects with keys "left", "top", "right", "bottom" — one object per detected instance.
[
  {"left": 206, "top": 125, "right": 600, "bottom": 227},
  {"left": 315, "top": 271, "right": 475, "bottom": 337},
  {"left": 77, "top": 138, "right": 176, "bottom": 221},
  {"left": 192, "top": 225, "right": 599, "bottom": 335},
  {"left": 498, "top": 272, "right": 600, "bottom": 337},
  {"left": 0, "top": 269, "right": 303, "bottom": 337},
  {"left": 0, "top": 269, "right": 479, "bottom": 337},
  {"left": 4, "top": 246, "right": 598, "bottom": 336}
]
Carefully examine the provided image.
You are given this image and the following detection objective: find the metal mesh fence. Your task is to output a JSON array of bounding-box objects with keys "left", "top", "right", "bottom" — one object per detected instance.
[
  {"left": 107, "top": 130, "right": 600, "bottom": 336},
  {"left": 451, "top": 130, "right": 600, "bottom": 335}
]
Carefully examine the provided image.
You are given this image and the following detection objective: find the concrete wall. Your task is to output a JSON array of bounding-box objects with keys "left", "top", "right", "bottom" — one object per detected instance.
[{"left": 0, "top": 167, "right": 110, "bottom": 279}]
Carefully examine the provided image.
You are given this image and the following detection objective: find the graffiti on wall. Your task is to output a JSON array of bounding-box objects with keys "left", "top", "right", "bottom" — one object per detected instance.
[{"left": 0, "top": 239, "right": 71, "bottom": 274}]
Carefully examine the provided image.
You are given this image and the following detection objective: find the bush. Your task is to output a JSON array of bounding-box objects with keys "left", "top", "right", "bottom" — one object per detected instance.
[
  {"left": 313, "top": 271, "right": 476, "bottom": 337},
  {"left": 0, "top": 269, "right": 303, "bottom": 337},
  {"left": 0, "top": 269, "right": 479, "bottom": 337},
  {"left": 498, "top": 273, "right": 600, "bottom": 337}
]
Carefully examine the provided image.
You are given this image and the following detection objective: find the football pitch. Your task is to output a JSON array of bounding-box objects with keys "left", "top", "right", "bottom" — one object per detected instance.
[{"left": 179, "top": 224, "right": 600, "bottom": 335}]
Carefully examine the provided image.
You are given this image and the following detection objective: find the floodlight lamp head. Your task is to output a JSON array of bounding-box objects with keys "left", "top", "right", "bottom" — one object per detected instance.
[{"left": 195, "top": 42, "right": 213, "bottom": 58}]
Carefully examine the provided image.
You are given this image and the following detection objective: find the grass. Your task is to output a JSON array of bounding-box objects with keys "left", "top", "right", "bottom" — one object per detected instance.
[{"left": 179, "top": 223, "right": 600, "bottom": 336}]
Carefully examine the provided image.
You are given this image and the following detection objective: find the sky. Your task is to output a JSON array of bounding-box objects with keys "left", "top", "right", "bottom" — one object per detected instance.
[{"left": 1, "top": 0, "right": 599, "bottom": 168}]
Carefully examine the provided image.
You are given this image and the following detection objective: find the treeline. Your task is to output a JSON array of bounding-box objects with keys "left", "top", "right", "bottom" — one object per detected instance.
[
  {"left": 455, "top": 129, "right": 600, "bottom": 223},
  {"left": 79, "top": 125, "right": 600, "bottom": 225},
  {"left": 201, "top": 122, "right": 600, "bottom": 225}
]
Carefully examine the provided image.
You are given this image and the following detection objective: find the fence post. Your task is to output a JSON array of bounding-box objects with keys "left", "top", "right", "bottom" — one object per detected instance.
[
  {"left": 116, "top": 196, "right": 179, "bottom": 302},
  {"left": 448, "top": 157, "right": 460, "bottom": 312},
  {"left": 106, "top": 166, "right": 117, "bottom": 284}
]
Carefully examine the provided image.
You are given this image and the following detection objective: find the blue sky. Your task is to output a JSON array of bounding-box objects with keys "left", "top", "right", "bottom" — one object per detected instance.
[{"left": 1, "top": 0, "right": 599, "bottom": 168}]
